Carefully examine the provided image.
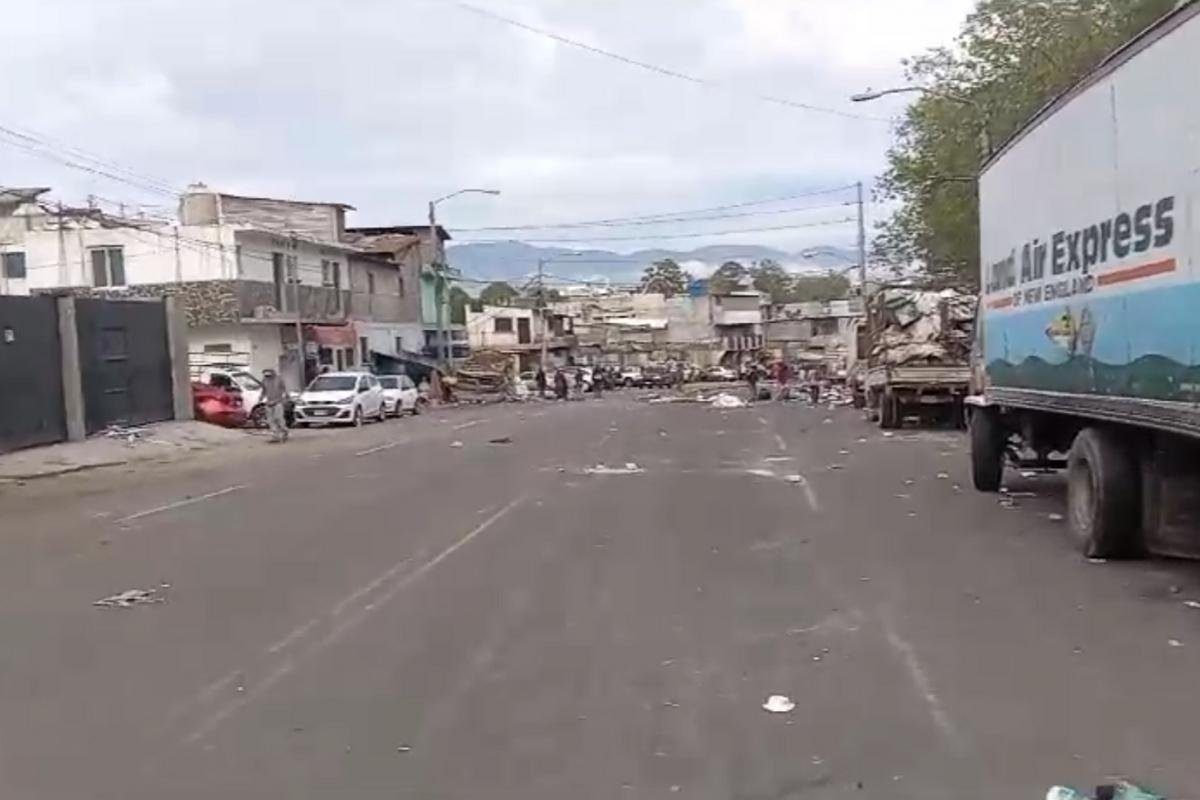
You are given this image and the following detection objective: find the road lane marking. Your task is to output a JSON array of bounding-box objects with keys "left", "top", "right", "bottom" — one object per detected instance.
[
  {"left": 116, "top": 485, "right": 246, "bottom": 525},
  {"left": 774, "top": 434, "right": 787, "bottom": 452},
  {"left": 355, "top": 440, "right": 402, "bottom": 456},
  {"left": 453, "top": 419, "right": 485, "bottom": 431},
  {"left": 790, "top": 473, "right": 820, "bottom": 512},
  {"left": 181, "top": 496, "right": 526, "bottom": 744},
  {"left": 757, "top": 416, "right": 769, "bottom": 425},
  {"left": 330, "top": 557, "right": 415, "bottom": 616},
  {"left": 880, "top": 610, "right": 960, "bottom": 747},
  {"left": 265, "top": 617, "right": 321, "bottom": 654}
]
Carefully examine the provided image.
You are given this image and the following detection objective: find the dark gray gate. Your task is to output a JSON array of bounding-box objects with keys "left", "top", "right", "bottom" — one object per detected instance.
[
  {"left": 76, "top": 298, "right": 173, "bottom": 434},
  {"left": 0, "top": 296, "right": 67, "bottom": 453}
]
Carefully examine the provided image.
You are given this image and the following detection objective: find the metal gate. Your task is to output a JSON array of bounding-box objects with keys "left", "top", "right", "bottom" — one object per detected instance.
[
  {"left": 76, "top": 298, "right": 173, "bottom": 434},
  {"left": 0, "top": 296, "right": 67, "bottom": 453}
]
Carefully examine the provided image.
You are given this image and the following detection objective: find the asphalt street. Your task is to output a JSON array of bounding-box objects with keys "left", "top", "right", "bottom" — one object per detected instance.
[{"left": 2, "top": 395, "right": 1199, "bottom": 799}]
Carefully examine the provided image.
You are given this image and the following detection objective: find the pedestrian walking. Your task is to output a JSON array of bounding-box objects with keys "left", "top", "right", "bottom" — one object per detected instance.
[
  {"left": 260, "top": 368, "right": 289, "bottom": 443},
  {"left": 746, "top": 363, "right": 759, "bottom": 401},
  {"left": 554, "top": 368, "right": 569, "bottom": 400},
  {"left": 592, "top": 366, "right": 603, "bottom": 398},
  {"left": 535, "top": 366, "right": 548, "bottom": 398}
]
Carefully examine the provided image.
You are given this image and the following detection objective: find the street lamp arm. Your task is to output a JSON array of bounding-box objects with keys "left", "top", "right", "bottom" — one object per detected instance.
[
  {"left": 431, "top": 188, "right": 502, "bottom": 206},
  {"left": 852, "top": 85, "right": 980, "bottom": 111}
]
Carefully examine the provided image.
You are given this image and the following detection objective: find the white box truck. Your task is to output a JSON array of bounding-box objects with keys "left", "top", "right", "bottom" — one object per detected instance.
[{"left": 970, "top": 0, "right": 1200, "bottom": 558}]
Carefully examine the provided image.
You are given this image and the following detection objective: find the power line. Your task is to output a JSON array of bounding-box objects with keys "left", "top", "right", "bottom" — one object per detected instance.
[
  {"left": 446, "top": 198, "right": 856, "bottom": 233},
  {"left": 449, "top": 1, "right": 889, "bottom": 123},
  {"left": 0, "top": 128, "right": 179, "bottom": 198},
  {"left": 453, "top": 216, "right": 856, "bottom": 244},
  {"left": 0, "top": 123, "right": 182, "bottom": 195}
]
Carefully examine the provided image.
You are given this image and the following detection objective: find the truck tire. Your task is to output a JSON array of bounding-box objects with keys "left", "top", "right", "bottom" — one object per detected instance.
[
  {"left": 1068, "top": 427, "right": 1141, "bottom": 559},
  {"left": 969, "top": 407, "right": 1005, "bottom": 492},
  {"left": 879, "top": 392, "right": 900, "bottom": 429}
]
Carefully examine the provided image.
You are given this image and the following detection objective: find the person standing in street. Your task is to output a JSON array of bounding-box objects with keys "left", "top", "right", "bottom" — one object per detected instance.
[
  {"left": 554, "top": 368, "right": 569, "bottom": 400},
  {"left": 535, "top": 366, "right": 548, "bottom": 399},
  {"left": 261, "top": 368, "right": 289, "bottom": 443},
  {"left": 746, "top": 362, "right": 759, "bottom": 402}
]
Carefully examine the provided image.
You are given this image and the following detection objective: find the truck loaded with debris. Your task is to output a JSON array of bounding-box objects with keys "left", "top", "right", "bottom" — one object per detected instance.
[
  {"left": 861, "top": 287, "right": 974, "bottom": 429},
  {"left": 970, "top": 1, "right": 1200, "bottom": 558}
]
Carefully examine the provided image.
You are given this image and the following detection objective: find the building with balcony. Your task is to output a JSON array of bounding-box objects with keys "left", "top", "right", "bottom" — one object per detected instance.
[
  {"left": 0, "top": 186, "right": 420, "bottom": 389},
  {"left": 464, "top": 303, "right": 577, "bottom": 370}
]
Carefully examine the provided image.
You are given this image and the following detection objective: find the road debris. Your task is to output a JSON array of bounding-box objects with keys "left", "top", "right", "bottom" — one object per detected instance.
[
  {"left": 882, "top": 431, "right": 895, "bottom": 438},
  {"left": 488, "top": 436, "right": 513, "bottom": 445},
  {"left": 586, "top": 463, "right": 645, "bottom": 476},
  {"left": 1048, "top": 513, "right": 1065, "bottom": 522},
  {"left": 827, "top": 464, "right": 846, "bottom": 471},
  {"left": 1168, "top": 638, "right": 1183, "bottom": 647},
  {"left": 1047, "top": 781, "right": 1165, "bottom": 800},
  {"left": 745, "top": 469, "right": 776, "bottom": 478},
  {"left": 449, "top": 441, "right": 464, "bottom": 448},
  {"left": 396, "top": 745, "right": 412, "bottom": 753},
  {"left": 1183, "top": 600, "right": 1200, "bottom": 609},
  {"left": 785, "top": 474, "right": 803, "bottom": 484},
  {"left": 936, "top": 472, "right": 950, "bottom": 479},
  {"left": 710, "top": 393, "right": 747, "bottom": 409},
  {"left": 1087, "top": 558, "right": 1108, "bottom": 564},
  {"left": 93, "top": 586, "right": 166, "bottom": 608},
  {"left": 762, "top": 695, "right": 795, "bottom": 713}
]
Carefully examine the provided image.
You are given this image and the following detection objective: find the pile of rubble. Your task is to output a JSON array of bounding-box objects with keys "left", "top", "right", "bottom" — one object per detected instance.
[
  {"left": 450, "top": 349, "right": 516, "bottom": 398},
  {"left": 870, "top": 288, "right": 975, "bottom": 366}
]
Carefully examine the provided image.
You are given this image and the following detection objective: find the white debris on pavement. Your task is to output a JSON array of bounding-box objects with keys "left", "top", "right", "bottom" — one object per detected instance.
[
  {"left": 449, "top": 441, "right": 464, "bottom": 448},
  {"left": 710, "top": 393, "right": 747, "bottom": 409},
  {"left": 586, "top": 463, "right": 645, "bottom": 475},
  {"left": 93, "top": 587, "right": 165, "bottom": 608},
  {"left": 1168, "top": 638, "right": 1184, "bottom": 647},
  {"left": 1048, "top": 513, "right": 1065, "bottom": 522},
  {"left": 762, "top": 695, "right": 795, "bottom": 713},
  {"left": 1183, "top": 600, "right": 1200, "bottom": 609}
]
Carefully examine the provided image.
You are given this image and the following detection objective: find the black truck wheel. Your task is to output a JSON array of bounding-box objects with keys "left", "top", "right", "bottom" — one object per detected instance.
[
  {"left": 969, "top": 407, "right": 1005, "bottom": 492},
  {"left": 1068, "top": 427, "right": 1142, "bottom": 559},
  {"left": 879, "top": 392, "right": 900, "bottom": 429}
]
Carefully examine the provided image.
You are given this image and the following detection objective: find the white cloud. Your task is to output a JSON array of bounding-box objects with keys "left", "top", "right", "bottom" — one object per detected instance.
[{"left": 0, "top": 0, "right": 974, "bottom": 263}]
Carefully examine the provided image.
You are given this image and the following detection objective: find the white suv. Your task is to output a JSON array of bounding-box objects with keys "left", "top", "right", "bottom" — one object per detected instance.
[
  {"left": 294, "top": 371, "right": 386, "bottom": 427},
  {"left": 378, "top": 374, "right": 420, "bottom": 416}
]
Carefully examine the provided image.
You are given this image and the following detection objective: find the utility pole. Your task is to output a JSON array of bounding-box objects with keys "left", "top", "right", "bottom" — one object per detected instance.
[
  {"left": 428, "top": 200, "right": 449, "bottom": 366},
  {"left": 537, "top": 258, "right": 548, "bottom": 369},
  {"left": 290, "top": 233, "right": 304, "bottom": 390},
  {"left": 856, "top": 181, "right": 867, "bottom": 294}
]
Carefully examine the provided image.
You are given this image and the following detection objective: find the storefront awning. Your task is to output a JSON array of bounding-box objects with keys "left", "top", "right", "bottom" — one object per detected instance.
[{"left": 304, "top": 324, "right": 357, "bottom": 347}]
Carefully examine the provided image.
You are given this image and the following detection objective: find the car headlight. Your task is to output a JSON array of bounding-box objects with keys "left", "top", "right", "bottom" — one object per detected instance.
[{"left": 336, "top": 395, "right": 355, "bottom": 405}]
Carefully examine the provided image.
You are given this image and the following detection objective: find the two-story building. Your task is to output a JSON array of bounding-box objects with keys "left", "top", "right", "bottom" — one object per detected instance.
[
  {"left": 0, "top": 185, "right": 422, "bottom": 388},
  {"left": 464, "top": 303, "right": 576, "bottom": 370},
  {"left": 765, "top": 297, "right": 864, "bottom": 376},
  {"left": 344, "top": 225, "right": 467, "bottom": 362}
]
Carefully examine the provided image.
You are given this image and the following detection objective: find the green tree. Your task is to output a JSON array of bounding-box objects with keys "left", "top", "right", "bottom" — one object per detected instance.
[
  {"left": 709, "top": 260, "right": 748, "bottom": 295},
  {"left": 874, "top": 0, "right": 1177, "bottom": 288},
  {"left": 790, "top": 272, "right": 852, "bottom": 303},
  {"left": 480, "top": 281, "right": 518, "bottom": 306},
  {"left": 639, "top": 258, "right": 692, "bottom": 297},
  {"left": 448, "top": 286, "right": 470, "bottom": 325},
  {"left": 750, "top": 259, "right": 792, "bottom": 303}
]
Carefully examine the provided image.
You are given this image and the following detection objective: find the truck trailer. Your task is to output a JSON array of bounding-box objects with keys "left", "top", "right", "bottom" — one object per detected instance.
[{"left": 970, "top": 0, "right": 1200, "bottom": 558}]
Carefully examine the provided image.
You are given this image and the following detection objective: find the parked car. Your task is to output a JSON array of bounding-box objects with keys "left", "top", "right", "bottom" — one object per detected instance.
[
  {"left": 191, "top": 382, "right": 248, "bottom": 428},
  {"left": 198, "top": 366, "right": 295, "bottom": 427},
  {"left": 641, "top": 364, "right": 678, "bottom": 388},
  {"left": 378, "top": 374, "right": 420, "bottom": 416},
  {"left": 703, "top": 365, "right": 737, "bottom": 382},
  {"left": 618, "top": 366, "right": 643, "bottom": 387},
  {"left": 293, "top": 371, "right": 386, "bottom": 427}
]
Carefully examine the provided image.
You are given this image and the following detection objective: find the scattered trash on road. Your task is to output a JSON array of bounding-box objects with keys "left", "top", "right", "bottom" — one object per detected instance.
[
  {"left": 764, "top": 456, "right": 793, "bottom": 463},
  {"left": 586, "top": 463, "right": 645, "bottom": 476},
  {"left": 1168, "top": 638, "right": 1183, "bottom": 647},
  {"left": 745, "top": 469, "right": 776, "bottom": 478},
  {"left": 449, "top": 441, "right": 463, "bottom": 448},
  {"left": 785, "top": 474, "right": 803, "bottom": 484},
  {"left": 1087, "top": 558, "right": 1108, "bottom": 564},
  {"left": 1183, "top": 600, "right": 1200, "bottom": 610},
  {"left": 827, "top": 464, "right": 845, "bottom": 471},
  {"left": 1048, "top": 513, "right": 1065, "bottom": 522},
  {"left": 882, "top": 431, "right": 895, "bottom": 438},
  {"left": 396, "top": 745, "right": 412, "bottom": 753},
  {"left": 1021, "top": 470, "right": 1038, "bottom": 478},
  {"left": 710, "top": 393, "right": 747, "bottom": 409},
  {"left": 936, "top": 472, "right": 950, "bottom": 479},
  {"left": 762, "top": 695, "right": 795, "bottom": 713},
  {"left": 93, "top": 586, "right": 166, "bottom": 608},
  {"left": 1047, "top": 782, "right": 1165, "bottom": 800},
  {"left": 488, "top": 436, "right": 513, "bottom": 445},
  {"left": 838, "top": 449, "right": 850, "bottom": 455}
]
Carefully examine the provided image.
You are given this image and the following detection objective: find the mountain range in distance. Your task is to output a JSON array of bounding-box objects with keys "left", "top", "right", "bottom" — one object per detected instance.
[{"left": 446, "top": 240, "right": 859, "bottom": 285}]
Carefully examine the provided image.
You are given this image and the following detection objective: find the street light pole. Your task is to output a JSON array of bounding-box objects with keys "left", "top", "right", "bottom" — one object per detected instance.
[
  {"left": 427, "top": 188, "right": 501, "bottom": 368},
  {"left": 537, "top": 258, "right": 549, "bottom": 370},
  {"left": 290, "top": 232, "right": 304, "bottom": 389},
  {"left": 855, "top": 181, "right": 867, "bottom": 294}
]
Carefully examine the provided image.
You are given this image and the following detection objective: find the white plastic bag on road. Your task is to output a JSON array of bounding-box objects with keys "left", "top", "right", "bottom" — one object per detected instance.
[
  {"left": 710, "top": 393, "right": 747, "bottom": 409},
  {"left": 762, "top": 695, "right": 795, "bottom": 713}
]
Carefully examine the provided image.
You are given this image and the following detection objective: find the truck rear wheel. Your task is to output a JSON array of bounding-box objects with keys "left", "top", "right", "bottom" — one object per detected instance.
[
  {"left": 1068, "top": 427, "right": 1141, "bottom": 559},
  {"left": 879, "top": 392, "right": 900, "bottom": 429},
  {"left": 969, "top": 407, "right": 1005, "bottom": 492}
]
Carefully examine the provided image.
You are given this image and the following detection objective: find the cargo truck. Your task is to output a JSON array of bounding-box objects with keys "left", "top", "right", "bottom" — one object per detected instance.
[
  {"left": 864, "top": 287, "right": 974, "bottom": 429},
  {"left": 969, "top": 0, "right": 1200, "bottom": 558}
]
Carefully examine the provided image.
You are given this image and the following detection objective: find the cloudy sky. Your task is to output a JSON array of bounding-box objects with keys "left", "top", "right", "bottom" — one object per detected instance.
[{"left": 1, "top": 0, "right": 973, "bottom": 260}]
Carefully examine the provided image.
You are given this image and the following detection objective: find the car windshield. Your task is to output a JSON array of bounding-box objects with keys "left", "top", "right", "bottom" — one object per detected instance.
[
  {"left": 231, "top": 372, "right": 262, "bottom": 390},
  {"left": 378, "top": 377, "right": 399, "bottom": 389},
  {"left": 306, "top": 376, "right": 357, "bottom": 392}
]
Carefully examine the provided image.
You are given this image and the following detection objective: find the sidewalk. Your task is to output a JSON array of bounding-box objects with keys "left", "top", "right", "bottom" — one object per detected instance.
[{"left": 0, "top": 421, "right": 252, "bottom": 481}]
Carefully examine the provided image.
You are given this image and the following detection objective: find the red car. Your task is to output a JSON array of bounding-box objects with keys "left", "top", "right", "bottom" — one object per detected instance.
[{"left": 192, "top": 382, "right": 248, "bottom": 428}]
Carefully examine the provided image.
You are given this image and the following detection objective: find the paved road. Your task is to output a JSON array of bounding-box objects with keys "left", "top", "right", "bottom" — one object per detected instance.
[{"left": 2, "top": 397, "right": 1199, "bottom": 798}]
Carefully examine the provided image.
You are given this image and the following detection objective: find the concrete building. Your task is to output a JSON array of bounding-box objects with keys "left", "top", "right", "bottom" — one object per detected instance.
[
  {"left": 0, "top": 186, "right": 422, "bottom": 388},
  {"left": 344, "top": 225, "right": 466, "bottom": 361},
  {"left": 765, "top": 298, "right": 864, "bottom": 377},
  {"left": 464, "top": 303, "right": 576, "bottom": 370}
]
